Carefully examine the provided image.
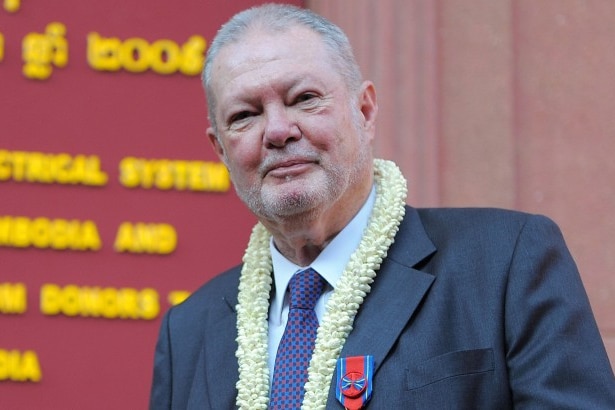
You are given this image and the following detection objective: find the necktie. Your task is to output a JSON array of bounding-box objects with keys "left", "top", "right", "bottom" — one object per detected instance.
[{"left": 269, "top": 268, "right": 325, "bottom": 409}]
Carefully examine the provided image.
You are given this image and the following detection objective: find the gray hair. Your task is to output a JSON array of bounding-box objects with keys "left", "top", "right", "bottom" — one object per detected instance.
[{"left": 202, "top": 3, "right": 363, "bottom": 134}]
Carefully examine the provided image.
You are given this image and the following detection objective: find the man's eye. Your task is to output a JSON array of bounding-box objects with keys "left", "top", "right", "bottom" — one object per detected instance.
[
  {"left": 229, "top": 111, "right": 252, "bottom": 124},
  {"left": 295, "top": 93, "right": 317, "bottom": 104}
]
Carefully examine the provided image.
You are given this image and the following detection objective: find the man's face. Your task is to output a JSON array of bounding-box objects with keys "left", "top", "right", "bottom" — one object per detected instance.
[{"left": 207, "top": 26, "right": 376, "bottom": 221}]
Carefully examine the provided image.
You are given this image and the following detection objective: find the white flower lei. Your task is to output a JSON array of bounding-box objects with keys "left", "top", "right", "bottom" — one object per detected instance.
[{"left": 235, "top": 159, "right": 407, "bottom": 410}]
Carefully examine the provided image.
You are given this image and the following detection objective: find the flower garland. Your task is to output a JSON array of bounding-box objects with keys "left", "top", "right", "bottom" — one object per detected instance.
[{"left": 235, "top": 159, "right": 407, "bottom": 409}]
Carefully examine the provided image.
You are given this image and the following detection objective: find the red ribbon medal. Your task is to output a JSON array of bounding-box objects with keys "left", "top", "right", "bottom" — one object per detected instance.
[{"left": 335, "top": 355, "right": 374, "bottom": 410}]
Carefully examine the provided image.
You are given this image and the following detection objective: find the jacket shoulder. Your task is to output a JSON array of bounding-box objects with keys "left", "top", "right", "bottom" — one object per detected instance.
[{"left": 414, "top": 206, "right": 559, "bottom": 239}]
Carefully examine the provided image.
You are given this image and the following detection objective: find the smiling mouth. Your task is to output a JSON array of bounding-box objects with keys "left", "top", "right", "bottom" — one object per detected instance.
[{"left": 265, "top": 160, "right": 314, "bottom": 179}]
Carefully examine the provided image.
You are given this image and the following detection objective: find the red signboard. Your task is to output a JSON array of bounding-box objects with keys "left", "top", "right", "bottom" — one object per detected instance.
[{"left": 0, "top": 1, "right": 299, "bottom": 408}]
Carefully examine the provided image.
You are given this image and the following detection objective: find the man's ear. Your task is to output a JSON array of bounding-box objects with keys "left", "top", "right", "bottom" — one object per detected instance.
[
  {"left": 207, "top": 127, "right": 226, "bottom": 165},
  {"left": 359, "top": 81, "right": 378, "bottom": 136}
]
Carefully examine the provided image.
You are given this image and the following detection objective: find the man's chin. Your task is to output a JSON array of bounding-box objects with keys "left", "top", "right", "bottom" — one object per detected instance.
[{"left": 257, "top": 187, "right": 321, "bottom": 219}]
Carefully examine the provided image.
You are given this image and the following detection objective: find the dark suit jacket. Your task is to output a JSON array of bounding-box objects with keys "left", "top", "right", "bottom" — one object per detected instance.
[{"left": 150, "top": 207, "right": 615, "bottom": 409}]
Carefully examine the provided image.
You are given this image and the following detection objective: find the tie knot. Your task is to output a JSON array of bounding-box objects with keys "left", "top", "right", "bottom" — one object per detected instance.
[{"left": 288, "top": 268, "right": 324, "bottom": 310}]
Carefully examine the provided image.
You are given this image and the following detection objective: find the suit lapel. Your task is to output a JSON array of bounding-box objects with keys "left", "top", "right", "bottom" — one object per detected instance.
[
  {"left": 188, "top": 276, "right": 241, "bottom": 409},
  {"left": 326, "top": 206, "right": 436, "bottom": 407}
]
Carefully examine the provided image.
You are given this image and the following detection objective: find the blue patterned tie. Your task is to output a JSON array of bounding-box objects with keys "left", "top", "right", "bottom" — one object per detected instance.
[{"left": 269, "top": 268, "right": 325, "bottom": 409}]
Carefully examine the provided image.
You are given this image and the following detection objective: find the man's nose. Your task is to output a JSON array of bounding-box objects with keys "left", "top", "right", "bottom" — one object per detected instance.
[{"left": 263, "top": 106, "right": 301, "bottom": 148}]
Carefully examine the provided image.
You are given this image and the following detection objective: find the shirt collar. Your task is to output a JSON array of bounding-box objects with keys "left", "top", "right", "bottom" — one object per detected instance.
[{"left": 269, "top": 186, "right": 376, "bottom": 320}]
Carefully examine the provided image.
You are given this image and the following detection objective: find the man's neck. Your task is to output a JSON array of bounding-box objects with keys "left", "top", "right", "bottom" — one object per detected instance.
[{"left": 265, "top": 213, "right": 343, "bottom": 266}]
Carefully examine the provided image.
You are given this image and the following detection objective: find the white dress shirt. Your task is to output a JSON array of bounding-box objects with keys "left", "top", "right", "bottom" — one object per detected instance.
[{"left": 267, "top": 186, "right": 376, "bottom": 379}]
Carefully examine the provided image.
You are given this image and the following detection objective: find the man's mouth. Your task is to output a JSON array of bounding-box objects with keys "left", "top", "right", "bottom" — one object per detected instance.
[{"left": 265, "top": 160, "right": 314, "bottom": 178}]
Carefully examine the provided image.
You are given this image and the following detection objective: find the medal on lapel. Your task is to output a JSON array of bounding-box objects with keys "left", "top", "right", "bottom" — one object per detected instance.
[{"left": 335, "top": 355, "right": 374, "bottom": 409}]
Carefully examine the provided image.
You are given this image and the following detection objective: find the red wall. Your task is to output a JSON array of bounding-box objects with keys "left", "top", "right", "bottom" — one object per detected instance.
[{"left": 0, "top": 1, "right": 299, "bottom": 408}]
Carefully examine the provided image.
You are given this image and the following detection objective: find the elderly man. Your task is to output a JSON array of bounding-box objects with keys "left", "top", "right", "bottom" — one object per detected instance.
[{"left": 150, "top": 4, "right": 615, "bottom": 409}]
